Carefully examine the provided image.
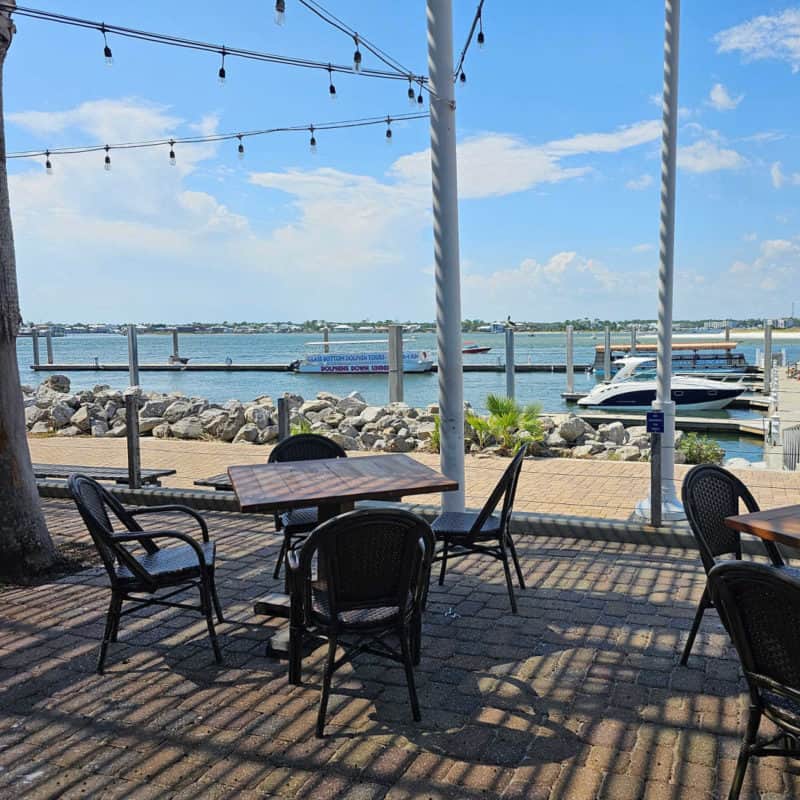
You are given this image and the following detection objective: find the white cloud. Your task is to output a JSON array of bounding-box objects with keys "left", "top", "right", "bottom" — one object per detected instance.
[
  {"left": 770, "top": 161, "right": 800, "bottom": 189},
  {"left": 715, "top": 9, "right": 800, "bottom": 72},
  {"left": 625, "top": 174, "right": 653, "bottom": 191},
  {"left": 677, "top": 140, "right": 746, "bottom": 173},
  {"left": 743, "top": 232, "right": 757, "bottom": 241},
  {"left": 632, "top": 243, "right": 654, "bottom": 253},
  {"left": 728, "top": 239, "right": 800, "bottom": 292},
  {"left": 708, "top": 83, "right": 743, "bottom": 111}
]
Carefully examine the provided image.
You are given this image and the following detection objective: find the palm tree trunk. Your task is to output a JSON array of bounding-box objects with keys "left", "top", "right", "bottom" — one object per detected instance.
[{"left": 0, "top": 2, "right": 57, "bottom": 579}]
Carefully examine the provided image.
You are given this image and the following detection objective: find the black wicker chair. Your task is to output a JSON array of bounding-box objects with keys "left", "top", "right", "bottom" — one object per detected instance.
[
  {"left": 708, "top": 561, "right": 800, "bottom": 800},
  {"left": 680, "top": 464, "right": 785, "bottom": 665},
  {"left": 68, "top": 474, "right": 223, "bottom": 674},
  {"left": 431, "top": 443, "right": 528, "bottom": 613},
  {"left": 269, "top": 433, "right": 347, "bottom": 580},
  {"left": 287, "top": 508, "right": 435, "bottom": 737}
]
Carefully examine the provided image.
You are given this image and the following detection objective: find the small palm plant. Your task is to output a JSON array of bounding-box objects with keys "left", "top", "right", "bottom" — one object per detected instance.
[
  {"left": 485, "top": 394, "right": 543, "bottom": 451},
  {"left": 466, "top": 412, "right": 493, "bottom": 448}
]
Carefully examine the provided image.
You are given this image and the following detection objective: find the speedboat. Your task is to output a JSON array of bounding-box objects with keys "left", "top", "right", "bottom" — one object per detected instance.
[
  {"left": 577, "top": 357, "right": 745, "bottom": 411},
  {"left": 462, "top": 342, "right": 491, "bottom": 354}
]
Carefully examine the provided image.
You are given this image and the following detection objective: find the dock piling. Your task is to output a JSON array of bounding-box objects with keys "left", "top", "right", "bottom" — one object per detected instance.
[
  {"left": 171, "top": 330, "right": 180, "bottom": 360},
  {"left": 323, "top": 327, "right": 330, "bottom": 354},
  {"left": 505, "top": 327, "right": 515, "bottom": 399},
  {"left": 31, "top": 327, "right": 40, "bottom": 367},
  {"left": 124, "top": 390, "right": 142, "bottom": 490},
  {"left": 388, "top": 324, "right": 404, "bottom": 403},
  {"left": 630, "top": 325, "right": 637, "bottom": 355},
  {"left": 277, "top": 397, "right": 289, "bottom": 442},
  {"left": 763, "top": 320, "right": 773, "bottom": 393},
  {"left": 565, "top": 325, "right": 574, "bottom": 394},
  {"left": 45, "top": 327, "right": 54, "bottom": 365},
  {"left": 603, "top": 326, "right": 612, "bottom": 377},
  {"left": 127, "top": 324, "right": 140, "bottom": 386}
]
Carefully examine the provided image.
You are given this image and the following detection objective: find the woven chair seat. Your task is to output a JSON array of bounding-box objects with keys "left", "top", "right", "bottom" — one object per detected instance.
[
  {"left": 117, "top": 541, "right": 216, "bottom": 585},
  {"left": 280, "top": 507, "right": 319, "bottom": 533},
  {"left": 763, "top": 691, "right": 800, "bottom": 726},
  {"left": 432, "top": 511, "right": 502, "bottom": 539},
  {"left": 312, "top": 595, "right": 404, "bottom": 628}
]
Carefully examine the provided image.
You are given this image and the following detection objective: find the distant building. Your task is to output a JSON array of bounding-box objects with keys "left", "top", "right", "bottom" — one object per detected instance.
[
  {"left": 704, "top": 320, "right": 731, "bottom": 329},
  {"left": 773, "top": 318, "right": 795, "bottom": 329}
]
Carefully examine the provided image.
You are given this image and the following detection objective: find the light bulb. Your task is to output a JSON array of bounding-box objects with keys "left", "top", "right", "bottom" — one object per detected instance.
[
  {"left": 417, "top": 85, "right": 424, "bottom": 105},
  {"left": 385, "top": 118, "right": 392, "bottom": 144},
  {"left": 218, "top": 65, "right": 226, "bottom": 85},
  {"left": 459, "top": 70, "right": 467, "bottom": 84},
  {"left": 104, "top": 44, "right": 113, "bottom": 66},
  {"left": 328, "top": 66, "right": 336, "bottom": 99},
  {"left": 275, "top": 0, "right": 285, "bottom": 25},
  {"left": 104, "top": 147, "right": 111, "bottom": 172},
  {"left": 169, "top": 141, "right": 176, "bottom": 166},
  {"left": 309, "top": 128, "right": 317, "bottom": 154},
  {"left": 237, "top": 138, "right": 244, "bottom": 159},
  {"left": 407, "top": 80, "right": 416, "bottom": 107},
  {"left": 477, "top": 30, "right": 485, "bottom": 48},
  {"left": 45, "top": 152, "right": 52, "bottom": 175},
  {"left": 353, "top": 37, "right": 362, "bottom": 73}
]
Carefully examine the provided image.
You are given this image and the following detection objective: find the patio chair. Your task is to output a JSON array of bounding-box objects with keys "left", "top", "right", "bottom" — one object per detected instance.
[
  {"left": 269, "top": 433, "right": 347, "bottom": 580},
  {"left": 708, "top": 561, "right": 800, "bottom": 800},
  {"left": 680, "top": 464, "right": 785, "bottom": 665},
  {"left": 431, "top": 443, "right": 528, "bottom": 613},
  {"left": 287, "top": 508, "right": 435, "bottom": 737},
  {"left": 68, "top": 474, "right": 223, "bottom": 674}
]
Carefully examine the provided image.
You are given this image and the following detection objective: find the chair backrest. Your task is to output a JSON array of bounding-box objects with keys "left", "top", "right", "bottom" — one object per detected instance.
[
  {"left": 709, "top": 561, "right": 800, "bottom": 723},
  {"left": 268, "top": 433, "right": 347, "bottom": 464},
  {"left": 470, "top": 442, "right": 528, "bottom": 536},
  {"left": 68, "top": 474, "right": 155, "bottom": 586},
  {"left": 296, "top": 509, "right": 435, "bottom": 628},
  {"left": 681, "top": 464, "right": 761, "bottom": 573}
]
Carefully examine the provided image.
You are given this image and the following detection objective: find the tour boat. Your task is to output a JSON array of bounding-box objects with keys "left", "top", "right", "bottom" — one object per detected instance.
[
  {"left": 462, "top": 342, "right": 491, "bottom": 355},
  {"left": 292, "top": 339, "right": 434, "bottom": 374},
  {"left": 578, "top": 357, "right": 746, "bottom": 411}
]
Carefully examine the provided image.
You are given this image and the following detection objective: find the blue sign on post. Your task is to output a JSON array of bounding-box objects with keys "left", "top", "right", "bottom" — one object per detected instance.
[{"left": 646, "top": 411, "right": 665, "bottom": 434}]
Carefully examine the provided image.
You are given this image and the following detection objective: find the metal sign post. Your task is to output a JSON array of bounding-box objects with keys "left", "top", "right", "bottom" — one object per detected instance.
[{"left": 647, "top": 411, "right": 665, "bottom": 527}]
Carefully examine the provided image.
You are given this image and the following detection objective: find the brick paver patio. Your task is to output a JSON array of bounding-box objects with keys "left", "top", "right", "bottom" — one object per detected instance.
[
  {"left": 1, "top": 499, "right": 798, "bottom": 798},
  {"left": 26, "top": 437, "right": 800, "bottom": 521}
]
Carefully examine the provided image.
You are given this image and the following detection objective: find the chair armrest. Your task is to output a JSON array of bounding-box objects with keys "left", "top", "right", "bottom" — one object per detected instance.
[
  {"left": 129, "top": 505, "right": 210, "bottom": 542},
  {"left": 112, "top": 530, "right": 208, "bottom": 568}
]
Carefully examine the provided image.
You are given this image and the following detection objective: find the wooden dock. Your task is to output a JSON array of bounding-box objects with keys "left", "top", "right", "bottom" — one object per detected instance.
[{"left": 570, "top": 411, "right": 765, "bottom": 438}]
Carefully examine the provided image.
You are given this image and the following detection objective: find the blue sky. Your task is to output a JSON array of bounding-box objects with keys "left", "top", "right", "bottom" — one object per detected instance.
[{"left": 5, "top": 1, "right": 800, "bottom": 323}]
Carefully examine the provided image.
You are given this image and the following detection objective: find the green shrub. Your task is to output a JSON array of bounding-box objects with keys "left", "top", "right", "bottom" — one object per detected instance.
[
  {"left": 677, "top": 432, "right": 724, "bottom": 465},
  {"left": 291, "top": 416, "right": 313, "bottom": 436},
  {"left": 429, "top": 415, "right": 441, "bottom": 454},
  {"left": 484, "top": 394, "right": 543, "bottom": 451},
  {"left": 466, "top": 413, "right": 493, "bottom": 448}
]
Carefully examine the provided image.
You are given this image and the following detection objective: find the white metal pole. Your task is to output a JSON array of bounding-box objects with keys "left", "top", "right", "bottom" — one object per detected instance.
[
  {"left": 637, "top": 0, "right": 683, "bottom": 522},
  {"left": 505, "top": 327, "right": 515, "bottom": 399},
  {"left": 565, "top": 325, "right": 574, "bottom": 394},
  {"left": 427, "top": 0, "right": 464, "bottom": 512}
]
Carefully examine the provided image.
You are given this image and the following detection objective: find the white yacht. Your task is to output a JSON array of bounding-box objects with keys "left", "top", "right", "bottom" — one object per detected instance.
[{"left": 578, "top": 357, "right": 746, "bottom": 411}]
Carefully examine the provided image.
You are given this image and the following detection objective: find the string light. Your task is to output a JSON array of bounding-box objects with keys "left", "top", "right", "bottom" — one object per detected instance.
[
  {"left": 417, "top": 80, "right": 424, "bottom": 105},
  {"left": 103, "top": 145, "right": 111, "bottom": 171},
  {"left": 2, "top": 5, "right": 428, "bottom": 86},
  {"left": 327, "top": 64, "right": 336, "bottom": 99},
  {"left": 407, "top": 77, "right": 415, "bottom": 107},
  {"left": 45, "top": 150, "right": 52, "bottom": 175},
  {"left": 309, "top": 125, "right": 317, "bottom": 154},
  {"left": 10, "top": 113, "right": 430, "bottom": 166},
  {"left": 274, "top": 0, "right": 285, "bottom": 26},
  {"left": 453, "top": 0, "right": 485, "bottom": 85},
  {"left": 218, "top": 46, "right": 226, "bottom": 84},
  {"left": 385, "top": 116, "right": 392, "bottom": 143},
  {"left": 101, "top": 22, "right": 112, "bottom": 65},
  {"left": 352, "top": 35, "right": 362, "bottom": 73}
]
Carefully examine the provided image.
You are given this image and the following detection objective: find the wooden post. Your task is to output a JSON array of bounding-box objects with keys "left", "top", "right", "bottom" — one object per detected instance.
[
  {"left": 127, "top": 324, "right": 139, "bottom": 386},
  {"left": 603, "top": 326, "right": 612, "bottom": 378},
  {"left": 505, "top": 327, "right": 515, "bottom": 399},
  {"left": 323, "top": 327, "right": 330, "bottom": 354},
  {"left": 565, "top": 325, "right": 574, "bottom": 394},
  {"left": 124, "top": 390, "right": 141, "bottom": 490},
  {"left": 763, "top": 320, "right": 773, "bottom": 394},
  {"left": 388, "top": 324, "right": 404, "bottom": 403},
  {"left": 277, "top": 397, "right": 289, "bottom": 441},
  {"left": 724, "top": 323, "right": 730, "bottom": 342},
  {"left": 630, "top": 325, "right": 637, "bottom": 355},
  {"left": 45, "top": 327, "right": 53, "bottom": 365},
  {"left": 31, "top": 327, "right": 39, "bottom": 367},
  {"left": 171, "top": 329, "right": 179, "bottom": 360}
]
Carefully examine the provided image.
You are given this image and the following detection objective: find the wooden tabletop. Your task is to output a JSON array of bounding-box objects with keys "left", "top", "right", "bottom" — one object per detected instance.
[
  {"left": 726, "top": 505, "right": 800, "bottom": 549},
  {"left": 228, "top": 453, "right": 458, "bottom": 513},
  {"left": 32, "top": 463, "right": 176, "bottom": 485}
]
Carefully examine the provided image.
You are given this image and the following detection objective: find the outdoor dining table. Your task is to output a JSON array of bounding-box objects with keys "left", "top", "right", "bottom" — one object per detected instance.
[
  {"left": 726, "top": 504, "right": 800, "bottom": 550},
  {"left": 226, "top": 453, "right": 459, "bottom": 682}
]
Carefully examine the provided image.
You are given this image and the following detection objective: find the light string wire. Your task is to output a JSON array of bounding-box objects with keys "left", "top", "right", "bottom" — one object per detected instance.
[
  {"left": 454, "top": 0, "right": 485, "bottom": 83},
  {"left": 0, "top": 3, "right": 428, "bottom": 84},
  {"left": 5, "top": 111, "right": 430, "bottom": 161}
]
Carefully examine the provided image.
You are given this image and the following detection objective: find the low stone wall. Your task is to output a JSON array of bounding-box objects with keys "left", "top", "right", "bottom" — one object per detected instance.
[{"left": 22, "top": 375, "right": 671, "bottom": 461}]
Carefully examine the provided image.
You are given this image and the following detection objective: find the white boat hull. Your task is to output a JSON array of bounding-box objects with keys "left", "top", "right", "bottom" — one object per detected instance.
[{"left": 577, "top": 377, "right": 745, "bottom": 411}]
